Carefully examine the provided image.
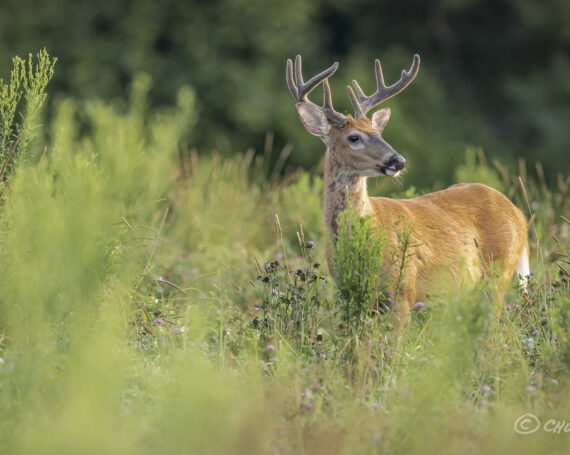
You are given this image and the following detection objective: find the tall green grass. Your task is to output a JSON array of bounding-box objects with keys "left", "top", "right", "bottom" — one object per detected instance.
[{"left": 0, "top": 51, "right": 569, "bottom": 454}]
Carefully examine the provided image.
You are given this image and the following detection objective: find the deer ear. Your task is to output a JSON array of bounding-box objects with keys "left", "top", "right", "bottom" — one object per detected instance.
[
  {"left": 296, "top": 103, "right": 331, "bottom": 137},
  {"left": 371, "top": 108, "right": 391, "bottom": 133}
]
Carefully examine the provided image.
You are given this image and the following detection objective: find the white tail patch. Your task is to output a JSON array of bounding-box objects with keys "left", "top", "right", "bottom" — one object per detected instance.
[{"left": 515, "top": 247, "right": 530, "bottom": 291}]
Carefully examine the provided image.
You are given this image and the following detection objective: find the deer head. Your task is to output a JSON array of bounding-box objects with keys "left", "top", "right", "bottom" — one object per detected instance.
[{"left": 286, "top": 54, "right": 420, "bottom": 177}]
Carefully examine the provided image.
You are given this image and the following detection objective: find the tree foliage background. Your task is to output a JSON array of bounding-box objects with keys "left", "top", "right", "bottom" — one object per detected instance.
[{"left": 0, "top": 0, "right": 567, "bottom": 187}]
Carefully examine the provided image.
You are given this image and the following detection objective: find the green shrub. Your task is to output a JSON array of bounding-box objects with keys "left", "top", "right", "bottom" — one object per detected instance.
[
  {"left": 0, "top": 68, "right": 195, "bottom": 451},
  {"left": 333, "top": 197, "right": 388, "bottom": 338},
  {"left": 0, "top": 48, "right": 56, "bottom": 183}
]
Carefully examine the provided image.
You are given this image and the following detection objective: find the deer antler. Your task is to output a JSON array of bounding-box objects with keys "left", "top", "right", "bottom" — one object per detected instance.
[
  {"left": 348, "top": 54, "right": 420, "bottom": 119},
  {"left": 286, "top": 55, "right": 348, "bottom": 126}
]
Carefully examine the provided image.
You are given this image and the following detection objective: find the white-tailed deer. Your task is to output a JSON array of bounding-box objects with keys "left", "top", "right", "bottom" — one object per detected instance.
[{"left": 286, "top": 54, "right": 529, "bottom": 317}]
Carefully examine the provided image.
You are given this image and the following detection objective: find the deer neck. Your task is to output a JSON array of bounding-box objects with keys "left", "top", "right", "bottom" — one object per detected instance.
[{"left": 323, "top": 146, "right": 371, "bottom": 236}]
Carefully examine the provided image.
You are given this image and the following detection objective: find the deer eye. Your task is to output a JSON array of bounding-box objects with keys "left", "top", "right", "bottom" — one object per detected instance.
[{"left": 348, "top": 135, "right": 360, "bottom": 143}]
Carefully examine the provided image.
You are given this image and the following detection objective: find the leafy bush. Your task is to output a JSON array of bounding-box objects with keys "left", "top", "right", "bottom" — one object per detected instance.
[
  {"left": 333, "top": 198, "right": 388, "bottom": 338},
  {"left": 0, "top": 62, "right": 195, "bottom": 452},
  {"left": 0, "top": 48, "right": 56, "bottom": 182}
]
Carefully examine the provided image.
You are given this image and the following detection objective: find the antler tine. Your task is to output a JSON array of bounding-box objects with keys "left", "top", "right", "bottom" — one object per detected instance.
[
  {"left": 323, "top": 79, "right": 349, "bottom": 126},
  {"left": 286, "top": 55, "right": 348, "bottom": 126},
  {"left": 286, "top": 55, "right": 339, "bottom": 103},
  {"left": 286, "top": 58, "right": 299, "bottom": 100},
  {"left": 346, "top": 85, "right": 365, "bottom": 120},
  {"left": 293, "top": 55, "right": 306, "bottom": 99},
  {"left": 349, "top": 54, "right": 420, "bottom": 118}
]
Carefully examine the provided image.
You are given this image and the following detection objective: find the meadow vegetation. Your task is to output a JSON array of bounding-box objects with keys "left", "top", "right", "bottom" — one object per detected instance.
[{"left": 0, "top": 51, "right": 569, "bottom": 454}]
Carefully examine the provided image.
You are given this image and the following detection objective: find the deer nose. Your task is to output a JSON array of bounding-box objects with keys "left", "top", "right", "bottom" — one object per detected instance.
[{"left": 388, "top": 155, "right": 406, "bottom": 170}]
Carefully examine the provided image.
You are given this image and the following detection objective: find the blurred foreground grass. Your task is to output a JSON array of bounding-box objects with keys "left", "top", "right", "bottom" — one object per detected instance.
[{"left": 0, "top": 52, "right": 569, "bottom": 454}]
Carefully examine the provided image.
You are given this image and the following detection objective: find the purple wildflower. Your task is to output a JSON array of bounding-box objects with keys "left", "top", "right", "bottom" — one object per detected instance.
[
  {"left": 480, "top": 384, "right": 492, "bottom": 394},
  {"left": 552, "top": 379, "right": 559, "bottom": 386},
  {"left": 266, "top": 344, "right": 275, "bottom": 351},
  {"left": 320, "top": 353, "right": 327, "bottom": 359},
  {"left": 525, "top": 385, "right": 536, "bottom": 393},
  {"left": 532, "top": 329, "right": 541, "bottom": 336},
  {"left": 301, "top": 401, "right": 315, "bottom": 412},
  {"left": 371, "top": 402, "right": 379, "bottom": 408},
  {"left": 155, "top": 318, "right": 164, "bottom": 325},
  {"left": 301, "top": 402, "right": 314, "bottom": 412},
  {"left": 302, "top": 389, "right": 311, "bottom": 398},
  {"left": 307, "top": 241, "right": 315, "bottom": 249},
  {"left": 413, "top": 301, "right": 425, "bottom": 310}
]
